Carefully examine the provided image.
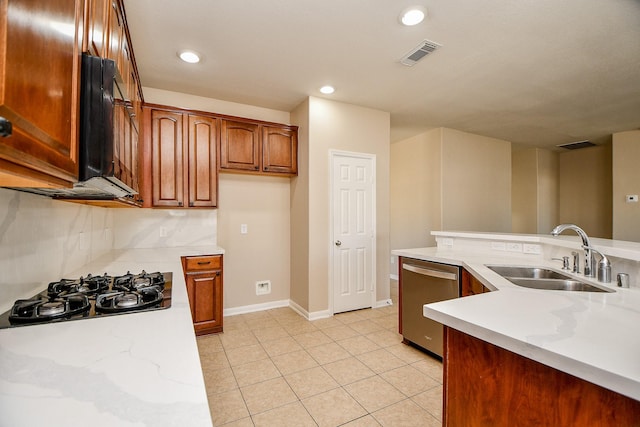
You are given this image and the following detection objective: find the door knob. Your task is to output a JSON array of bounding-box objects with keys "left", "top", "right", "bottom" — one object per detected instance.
[{"left": 335, "top": 240, "right": 342, "bottom": 246}]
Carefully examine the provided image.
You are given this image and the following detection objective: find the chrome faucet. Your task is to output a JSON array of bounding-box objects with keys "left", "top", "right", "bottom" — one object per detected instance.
[{"left": 550, "top": 224, "right": 595, "bottom": 278}]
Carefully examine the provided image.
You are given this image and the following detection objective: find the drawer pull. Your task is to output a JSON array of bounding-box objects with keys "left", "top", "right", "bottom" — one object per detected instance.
[{"left": 197, "top": 261, "right": 211, "bottom": 265}]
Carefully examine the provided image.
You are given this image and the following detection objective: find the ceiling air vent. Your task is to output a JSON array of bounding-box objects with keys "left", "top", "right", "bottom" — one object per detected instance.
[
  {"left": 400, "top": 39, "right": 442, "bottom": 66},
  {"left": 556, "top": 140, "right": 596, "bottom": 150}
]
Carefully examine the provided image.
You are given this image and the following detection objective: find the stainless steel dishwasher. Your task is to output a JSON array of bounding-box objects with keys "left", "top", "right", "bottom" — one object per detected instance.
[{"left": 400, "top": 257, "right": 460, "bottom": 358}]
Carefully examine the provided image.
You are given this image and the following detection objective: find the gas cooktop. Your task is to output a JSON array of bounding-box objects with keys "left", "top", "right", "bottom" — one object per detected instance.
[{"left": 0, "top": 271, "right": 172, "bottom": 329}]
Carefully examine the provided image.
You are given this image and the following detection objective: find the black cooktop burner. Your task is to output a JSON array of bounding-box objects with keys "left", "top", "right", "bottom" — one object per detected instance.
[
  {"left": 47, "top": 273, "right": 111, "bottom": 298},
  {"left": 9, "top": 294, "right": 91, "bottom": 323},
  {"left": 0, "top": 271, "right": 172, "bottom": 328}
]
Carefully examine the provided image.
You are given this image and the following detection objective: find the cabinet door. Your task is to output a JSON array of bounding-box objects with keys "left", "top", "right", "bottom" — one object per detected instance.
[
  {"left": 185, "top": 270, "right": 223, "bottom": 335},
  {"left": 106, "top": 0, "right": 123, "bottom": 67},
  {"left": 85, "top": 0, "right": 109, "bottom": 57},
  {"left": 150, "top": 110, "right": 185, "bottom": 207},
  {"left": 262, "top": 125, "right": 298, "bottom": 175},
  {"left": 220, "top": 119, "right": 260, "bottom": 172},
  {"left": 188, "top": 115, "right": 218, "bottom": 207},
  {"left": 461, "top": 269, "right": 488, "bottom": 296},
  {"left": 0, "top": 0, "right": 83, "bottom": 187}
]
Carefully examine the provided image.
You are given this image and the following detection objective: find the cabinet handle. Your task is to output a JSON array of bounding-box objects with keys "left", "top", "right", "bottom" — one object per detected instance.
[
  {"left": 178, "top": 202, "right": 183, "bottom": 207},
  {"left": 189, "top": 201, "right": 194, "bottom": 207},
  {"left": 264, "top": 166, "right": 269, "bottom": 171},
  {"left": 254, "top": 165, "right": 259, "bottom": 170},
  {"left": 197, "top": 261, "right": 211, "bottom": 265},
  {"left": 0, "top": 117, "right": 12, "bottom": 137}
]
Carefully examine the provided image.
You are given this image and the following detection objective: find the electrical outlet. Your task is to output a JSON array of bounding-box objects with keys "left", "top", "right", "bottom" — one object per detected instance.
[
  {"left": 159, "top": 227, "right": 168, "bottom": 237},
  {"left": 491, "top": 242, "right": 506, "bottom": 251},
  {"left": 523, "top": 244, "right": 541, "bottom": 254},
  {"left": 625, "top": 195, "right": 638, "bottom": 203},
  {"left": 256, "top": 280, "right": 271, "bottom": 295},
  {"left": 240, "top": 224, "right": 248, "bottom": 234},
  {"left": 440, "top": 238, "right": 454, "bottom": 247},
  {"left": 506, "top": 243, "right": 523, "bottom": 252}
]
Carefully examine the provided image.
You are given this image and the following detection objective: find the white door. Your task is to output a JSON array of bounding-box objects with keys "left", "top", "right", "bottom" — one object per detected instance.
[{"left": 331, "top": 151, "right": 376, "bottom": 314}]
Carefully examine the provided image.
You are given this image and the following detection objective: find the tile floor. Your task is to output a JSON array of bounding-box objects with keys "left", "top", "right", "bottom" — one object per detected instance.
[{"left": 196, "top": 281, "right": 443, "bottom": 426}]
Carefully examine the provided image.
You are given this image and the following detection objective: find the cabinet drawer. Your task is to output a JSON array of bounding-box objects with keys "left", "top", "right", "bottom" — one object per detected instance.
[{"left": 184, "top": 255, "right": 221, "bottom": 271}]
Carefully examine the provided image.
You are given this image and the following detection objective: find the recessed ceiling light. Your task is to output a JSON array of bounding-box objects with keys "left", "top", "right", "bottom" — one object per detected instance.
[
  {"left": 178, "top": 50, "right": 201, "bottom": 64},
  {"left": 400, "top": 6, "right": 426, "bottom": 26},
  {"left": 320, "top": 85, "right": 335, "bottom": 94}
]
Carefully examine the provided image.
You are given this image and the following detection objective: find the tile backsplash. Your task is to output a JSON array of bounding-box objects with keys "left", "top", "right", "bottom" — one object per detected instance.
[{"left": 0, "top": 188, "right": 216, "bottom": 309}]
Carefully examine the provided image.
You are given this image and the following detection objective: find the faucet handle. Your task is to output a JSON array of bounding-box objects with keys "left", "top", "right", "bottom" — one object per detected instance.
[
  {"left": 571, "top": 251, "right": 580, "bottom": 273},
  {"left": 582, "top": 246, "right": 612, "bottom": 283},
  {"left": 552, "top": 256, "right": 571, "bottom": 270}
]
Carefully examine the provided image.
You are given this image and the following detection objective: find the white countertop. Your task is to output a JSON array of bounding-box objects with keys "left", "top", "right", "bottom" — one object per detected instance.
[
  {"left": 0, "top": 246, "right": 224, "bottom": 427},
  {"left": 392, "top": 244, "right": 640, "bottom": 401}
]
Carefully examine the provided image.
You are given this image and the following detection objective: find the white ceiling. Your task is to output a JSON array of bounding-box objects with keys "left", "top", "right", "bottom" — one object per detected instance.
[{"left": 124, "top": 0, "right": 640, "bottom": 148}]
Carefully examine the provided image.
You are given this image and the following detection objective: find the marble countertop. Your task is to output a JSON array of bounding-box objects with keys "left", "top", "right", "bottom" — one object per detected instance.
[
  {"left": 392, "top": 245, "right": 640, "bottom": 401},
  {"left": 0, "top": 245, "right": 224, "bottom": 427}
]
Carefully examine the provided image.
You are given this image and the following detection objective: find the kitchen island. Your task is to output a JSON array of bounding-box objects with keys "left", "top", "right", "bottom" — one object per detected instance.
[
  {"left": 0, "top": 246, "right": 223, "bottom": 427},
  {"left": 393, "top": 231, "right": 640, "bottom": 426}
]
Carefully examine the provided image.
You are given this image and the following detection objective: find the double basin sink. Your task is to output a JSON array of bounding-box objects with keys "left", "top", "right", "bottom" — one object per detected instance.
[{"left": 486, "top": 265, "right": 614, "bottom": 293}]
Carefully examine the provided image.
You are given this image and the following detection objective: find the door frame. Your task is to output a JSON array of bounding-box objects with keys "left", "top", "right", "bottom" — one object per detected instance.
[{"left": 328, "top": 149, "right": 377, "bottom": 315}]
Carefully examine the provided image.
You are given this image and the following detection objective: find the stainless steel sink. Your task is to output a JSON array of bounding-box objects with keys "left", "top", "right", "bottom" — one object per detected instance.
[
  {"left": 486, "top": 265, "right": 614, "bottom": 293},
  {"left": 486, "top": 265, "right": 569, "bottom": 280}
]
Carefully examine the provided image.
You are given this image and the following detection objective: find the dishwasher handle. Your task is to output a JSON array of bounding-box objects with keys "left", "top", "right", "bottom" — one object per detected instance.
[{"left": 402, "top": 263, "right": 457, "bottom": 281}]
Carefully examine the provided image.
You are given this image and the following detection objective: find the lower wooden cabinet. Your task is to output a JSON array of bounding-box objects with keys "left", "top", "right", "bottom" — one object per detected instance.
[
  {"left": 461, "top": 269, "right": 489, "bottom": 296},
  {"left": 181, "top": 254, "right": 223, "bottom": 335},
  {"left": 443, "top": 327, "right": 640, "bottom": 426}
]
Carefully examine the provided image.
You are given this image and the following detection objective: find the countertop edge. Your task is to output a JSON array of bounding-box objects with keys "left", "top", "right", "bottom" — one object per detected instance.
[{"left": 393, "top": 245, "right": 640, "bottom": 402}]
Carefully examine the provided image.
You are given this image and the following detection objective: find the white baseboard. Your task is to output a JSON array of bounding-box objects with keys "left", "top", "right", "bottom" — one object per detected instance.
[
  {"left": 376, "top": 299, "right": 393, "bottom": 308},
  {"left": 288, "top": 300, "right": 333, "bottom": 321},
  {"left": 223, "top": 299, "right": 290, "bottom": 317},
  {"left": 224, "top": 299, "right": 391, "bottom": 319},
  {"left": 287, "top": 300, "right": 310, "bottom": 319},
  {"left": 390, "top": 274, "right": 399, "bottom": 281}
]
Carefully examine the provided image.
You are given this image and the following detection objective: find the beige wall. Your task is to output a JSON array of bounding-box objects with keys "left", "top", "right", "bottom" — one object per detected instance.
[
  {"left": 217, "top": 174, "right": 291, "bottom": 307},
  {"left": 537, "top": 149, "right": 559, "bottom": 233},
  {"left": 289, "top": 99, "right": 310, "bottom": 311},
  {"left": 390, "top": 129, "right": 442, "bottom": 251},
  {"left": 143, "top": 87, "right": 292, "bottom": 310},
  {"left": 511, "top": 147, "right": 558, "bottom": 234},
  {"left": 613, "top": 130, "right": 640, "bottom": 242},
  {"left": 390, "top": 128, "right": 512, "bottom": 262},
  {"left": 292, "top": 97, "right": 391, "bottom": 314},
  {"left": 441, "top": 128, "right": 512, "bottom": 232},
  {"left": 143, "top": 87, "right": 289, "bottom": 123},
  {"left": 512, "top": 148, "right": 538, "bottom": 233},
  {"left": 558, "top": 144, "right": 612, "bottom": 238}
]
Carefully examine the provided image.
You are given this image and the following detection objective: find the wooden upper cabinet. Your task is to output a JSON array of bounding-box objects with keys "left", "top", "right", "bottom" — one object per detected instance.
[
  {"left": 0, "top": 0, "right": 83, "bottom": 187},
  {"left": 188, "top": 115, "right": 218, "bottom": 207},
  {"left": 106, "top": 0, "right": 123, "bottom": 66},
  {"left": 145, "top": 106, "right": 218, "bottom": 208},
  {"left": 263, "top": 125, "right": 297, "bottom": 175},
  {"left": 84, "top": 0, "right": 109, "bottom": 57},
  {"left": 220, "top": 119, "right": 298, "bottom": 176},
  {"left": 220, "top": 120, "right": 261, "bottom": 172},
  {"left": 150, "top": 109, "right": 185, "bottom": 207}
]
